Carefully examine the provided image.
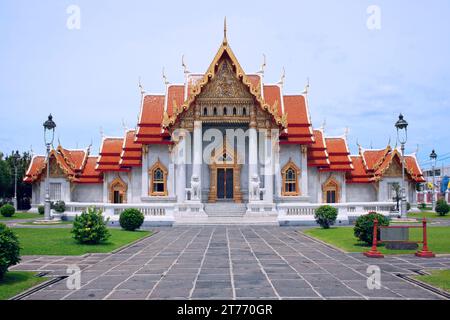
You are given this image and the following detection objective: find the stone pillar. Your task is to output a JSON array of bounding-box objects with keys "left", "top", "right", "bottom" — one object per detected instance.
[
  {"left": 248, "top": 125, "right": 259, "bottom": 201},
  {"left": 103, "top": 173, "right": 108, "bottom": 203},
  {"left": 274, "top": 138, "right": 281, "bottom": 198},
  {"left": 176, "top": 131, "right": 187, "bottom": 203},
  {"left": 341, "top": 172, "right": 347, "bottom": 203},
  {"left": 168, "top": 145, "right": 175, "bottom": 197},
  {"left": 301, "top": 145, "right": 308, "bottom": 196},
  {"left": 264, "top": 130, "right": 273, "bottom": 203},
  {"left": 191, "top": 121, "right": 202, "bottom": 201},
  {"left": 141, "top": 146, "right": 149, "bottom": 197}
]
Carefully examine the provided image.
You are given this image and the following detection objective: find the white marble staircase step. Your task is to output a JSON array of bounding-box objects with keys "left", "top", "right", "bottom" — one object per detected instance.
[{"left": 204, "top": 203, "right": 247, "bottom": 217}]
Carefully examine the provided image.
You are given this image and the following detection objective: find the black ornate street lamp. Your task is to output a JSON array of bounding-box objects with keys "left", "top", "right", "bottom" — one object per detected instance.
[
  {"left": 43, "top": 114, "right": 56, "bottom": 220},
  {"left": 12, "top": 151, "right": 20, "bottom": 210},
  {"left": 395, "top": 113, "right": 408, "bottom": 218},
  {"left": 430, "top": 149, "right": 437, "bottom": 211}
]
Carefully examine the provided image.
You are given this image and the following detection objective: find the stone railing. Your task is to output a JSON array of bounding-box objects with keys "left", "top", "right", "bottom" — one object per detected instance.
[
  {"left": 277, "top": 201, "right": 397, "bottom": 226},
  {"left": 64, "top": 202, "right": 175, "bottom": 218},
  {"left": 278, "top": 202, "right": 396, "bottom": 217}
]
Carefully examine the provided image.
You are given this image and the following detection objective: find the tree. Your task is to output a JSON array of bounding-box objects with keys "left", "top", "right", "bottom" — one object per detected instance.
[{"left": 0, "top": 151, "right": 32, "bottom": 209}]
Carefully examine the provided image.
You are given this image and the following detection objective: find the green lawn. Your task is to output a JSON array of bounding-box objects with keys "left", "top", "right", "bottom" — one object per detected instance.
[
  {"left": 0, "top": 212, "right": 42, "bottom": 221},
  {"left": 304, "top": 226, "right": 450, "bottom": 255},
  {"left": 414, "top": 269, "right": 450, "bottom": 293},
  {"left": 13, "top": 228, "right": 151, "bottom": 255},
  {"left": 18, "top": 221, "right": 73, "bottom": 226},
  {"left": 408, "top": 211, "right": 450, "bottom": 219},
  {"left": 0, "top": 271, "right": 47, "bottom": 300}
]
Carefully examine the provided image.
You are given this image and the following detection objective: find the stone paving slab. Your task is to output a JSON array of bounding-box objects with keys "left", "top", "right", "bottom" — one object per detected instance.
[{"left": 10, "top": 226, "right": 449, "bottom": 300}]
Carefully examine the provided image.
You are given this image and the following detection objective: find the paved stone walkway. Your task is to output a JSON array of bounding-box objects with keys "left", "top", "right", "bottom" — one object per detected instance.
[{"left": 11, "top": 226, "right": 450, "bottom": 300}]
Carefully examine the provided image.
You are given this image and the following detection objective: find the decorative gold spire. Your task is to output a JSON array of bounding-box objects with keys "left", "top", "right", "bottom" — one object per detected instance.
[
  {"left": 302, "top": 77, "right": 310, "bottom": 94},
  {"left": 223, "top": 17, "right": 227, "bottom": 45}
]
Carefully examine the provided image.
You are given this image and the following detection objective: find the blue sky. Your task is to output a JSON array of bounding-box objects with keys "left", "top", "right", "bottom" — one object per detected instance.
[{"left": 1, "top": 0, "right": 449, "bottom": 168}]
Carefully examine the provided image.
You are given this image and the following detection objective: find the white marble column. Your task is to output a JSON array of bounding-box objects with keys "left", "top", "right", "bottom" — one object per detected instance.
[
  {"left": 141, "top": 146, "right": 149, "bottom": 198},
  {"left": 103, "top": 173, "right": 108, "bottom": 202},
  {"left": 301, "top": 145, "right": 308, "bottom": 196},
  {"left": 264, "top": 130, "right": 273, "bottom": 203},
  {"left": 191, "top": 121, "right": 202, "bottom": 201},
  {"left": 274, "top": 139, "right": 281, "bottom": 198},
  {"left": 168, "top": 145, "right": 175, "bottom": 197},
  {"left": 248, "top": 125, "right": 259, "bottom": 201},
  {"left": 176, "top": 132, "right": 187, "bottom": 203},
  {"left": 341, "top": 172, "right": 347, "bottom": 202}
]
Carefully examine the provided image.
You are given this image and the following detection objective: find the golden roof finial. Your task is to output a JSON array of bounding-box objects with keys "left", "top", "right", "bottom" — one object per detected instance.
[
  {"left": 223, "top": 17, "right": 228, "bottom": 45},
  {"left": 277, "top": 67, "right": 285, "bottom": 87},
  {"left": 302, "top": 77, "right": 310, "bottom": 94}
]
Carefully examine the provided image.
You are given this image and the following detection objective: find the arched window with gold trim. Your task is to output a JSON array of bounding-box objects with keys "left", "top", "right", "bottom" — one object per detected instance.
[
  {"left": 149, "top": 160, "right": 168, "bottom": 196},
  {"left": 109, "top": 177, "right": 127, "bottom": 203},
  {"left": 323, "top": 177, "right": 340, "bottom": 203},
  {"left": 281, "top": 160, "right": 300, "bottom": 196}
]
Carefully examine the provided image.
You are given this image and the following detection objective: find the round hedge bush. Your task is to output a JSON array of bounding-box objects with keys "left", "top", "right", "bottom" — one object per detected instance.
[
  {"left": 119, "top": 208, "right": 144, "bottom": 231},
  {"left": 436, "top": 199, "right": 450, "bottom": 216},
  {"left": 0, "top": 204, "right": 15, "bottom": 217},
  {"left": 71, "top": 207, "right": 110, "bottom": 244},
  {"left": 314, "top": 205, "right": 338, "bottom": 229},
  {"left": 0, "top": 223, "right": 21, "bottom": 280},
  {"left": 354, "top": 212, "right": 390, "bottom": 245},
  {"left": 38, "top": 205, "right": 45, "bottom": 215},
  {"left": 51, "top": 200, "right": 66, "bottom": 213}
]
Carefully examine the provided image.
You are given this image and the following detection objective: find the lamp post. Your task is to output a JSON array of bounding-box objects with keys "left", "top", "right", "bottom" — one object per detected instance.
[
  {"left": 12, "top": 151, "right": 20, "bottom": 211},
  {"left": 43, "top": 114, "right": 56, "bottom": 221},
  {"left": 430, "top": 149, "right": 437, "bottom": 212},
  {"left": 395, "top": 113, "right": 408, "bottom": 219}
]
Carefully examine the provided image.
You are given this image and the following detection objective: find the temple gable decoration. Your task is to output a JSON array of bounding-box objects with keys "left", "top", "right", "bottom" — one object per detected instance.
[{"left": 162, "top": 30, "right": 287, "bottom": 130}]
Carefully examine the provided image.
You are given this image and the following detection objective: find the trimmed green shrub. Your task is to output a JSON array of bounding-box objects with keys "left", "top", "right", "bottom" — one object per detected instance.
[
  {"left": 435, "top": 199, "right": 450, "bottom": 216},
  {"left": 0, "top": 204, "right": 15, "bottom": 218},
  {"left": 354, "top": 212, "right": 390, "bottom": 245},
  {"left": 38, "top": 205, "right": 45, "bottom": 215},
  {"left": 406, "top": 202, "right": 411, "bottom": 211},
  {"left": 71, "top": 207, "right": 110, "bottom": 244},
  {"left": 119, "top": 208, "right": 144, "bottom": 231},
  {"left": 51, "top": 200, "right": 66, "bottom": 213},
  {"left": 0, "top": 223, "right": 21, "bottom": 280},
  {"left": 418, "top": 202, "right": 427, "bottom": 210},
  {"left": 314, "top": 205, "right": 338, "bottom": 229}
]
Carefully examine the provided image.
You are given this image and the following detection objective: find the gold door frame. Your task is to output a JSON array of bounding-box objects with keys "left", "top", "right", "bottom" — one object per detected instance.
[{"left": 208, "top": 146, "right": 242, "bottom": 203}]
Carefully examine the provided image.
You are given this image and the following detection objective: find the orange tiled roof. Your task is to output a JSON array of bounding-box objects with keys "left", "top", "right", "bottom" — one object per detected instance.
[
  {"left": 166, "top": 85, "right": 185, "bottom": 116},
  {"left": 135, "top": 95, "right": 166, "bottom": 144},
  {"left": 307, "top": 130, "right": 330, "bottom": 167},
  {"left": 346, "top": 146, "right": 425, "bottom": 183},
  {"left": 24, "top": 146, "right": 103, "bottom": 184},
  {"left": 361, "top": 147, "right": 391, "bottom": 172},
  {"left": 23, "top": 156, "right": 46, "bottom": 183},
  {"left": 120, "top": 130, "right": 142, "bottom": 168},
  {"left": 282, "top": 95, "right": 314, "bottom": 144},
  {"left": 346, "top": 156, "right": 372, "bottom": 183},
  {"left": 75, "top": 157, "right": 103, "bottom": 183},
  {"left": 263, "top": 85, "right": 283, "bottom": 117},
  {"left": 320, "top": 137, "right": 353, "bottom": 171},
  {"left": 96, "top": 137, "right": 128, "bottom": 172},
  {"left": 405, "top": 155, "right": 426, "bottom": 183}
]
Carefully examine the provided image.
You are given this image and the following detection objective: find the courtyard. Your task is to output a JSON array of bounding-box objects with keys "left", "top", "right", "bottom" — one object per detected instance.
[{"left": 8, "top": 226, "right": 449, "bottom": 300}]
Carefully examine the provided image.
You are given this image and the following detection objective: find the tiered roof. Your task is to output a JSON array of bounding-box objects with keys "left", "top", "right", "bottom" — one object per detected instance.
[
  {"left": 307, "top": 129, "right": 330, "bottom": 167},
  {"left": 23, "top": 146, "right": 102, "bottom": 184},
  {"left": 346, "top": 145, "right": 425, "bottom": 183},
  {"left": 24, "top": 27, "right": 425, "bottom": 187},
  {"left": 320, "top": 137, "right": 353, "bottom": 171},
  {"left": 96, "top": 137, "right": 128, "bottom": 172},
  {"left": 120, "top": 130, "right": 142, "bottom": 168}
]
